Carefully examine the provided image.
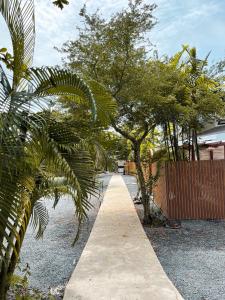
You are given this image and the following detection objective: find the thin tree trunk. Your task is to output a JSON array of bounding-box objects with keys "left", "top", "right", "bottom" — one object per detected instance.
[
  {"left": 191, "top": 129, "right": 200, "bottom": 161},
  {"left": 133, "top": 142, "right": 152, "bottom": 225},
  {"left": 172, "top": 122, "right": 180, "bottom": 161},
  {"left": 194, "top": 129, "right": 200, "bottom": 160},
  {"left": 0, "top": 262, "right": 8, "bottom": 300},
  {"left": 112, "top": 123, "right": 153, "bottom": 224},
  {"left": 182, "top": 127, "right": 185, "bottom": 160},
  {"left": 164, "top": 124, "right": 171, "bottom": 160},
  {"left": 188, "top": 127, "right": 191, "bottom": 161},
  {"left": 168, "top": 122, "right": 175, "bottom": 161},
  {"left": 191, "top": 130, "right": 195, "bottom": 161}
]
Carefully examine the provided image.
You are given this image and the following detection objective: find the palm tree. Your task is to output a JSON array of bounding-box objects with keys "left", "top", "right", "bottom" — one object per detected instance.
[{"left": 0, "top": 0, "right": 115, "bottom": 298}]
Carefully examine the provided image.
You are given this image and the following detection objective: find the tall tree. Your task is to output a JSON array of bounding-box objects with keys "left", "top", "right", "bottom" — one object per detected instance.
[
  {"left": 159, "top": 46, "right": 225, "bottom": 161},
  {"left": 59, "top": 0, "right": 158, "bottom": 224}
]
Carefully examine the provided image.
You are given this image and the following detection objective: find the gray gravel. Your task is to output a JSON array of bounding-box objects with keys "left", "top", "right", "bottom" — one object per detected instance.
[
  {"left": 17, "top": 174, "right": 225, "bottom": 300},
  {"left": 123, "top": 175, "right": 225, "bottom": 300},
  {"left": 146, "top": 221, "right": 225, "bottom": 300},
  {"left": 17, "top": 174, "right": 112, "bottom": 296}
]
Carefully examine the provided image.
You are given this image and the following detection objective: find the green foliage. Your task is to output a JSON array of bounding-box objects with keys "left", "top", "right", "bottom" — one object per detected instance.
[
  {"left": 8, "top": 263, "right": 55, "bottom": 299},
  {"left": 0, "top": 0, "right": 35, "bottom": 89},
  {"left": 0, "top": 48, "right": 14, "bottom": 70},
  {"left": 158, "top": 46, "right": 225, "bottom": 161},
  {"left": 0, "top": 0, "right": 107, "bottom": 298},
  {"left": 59, "top": 0, "right": 225, "bottom": 223},
  {"left": 93, "top": 131, "right": 130, "bottom": 171},
  {"left": 58, "top": 0, "right": 159, "bottom": 224},
  {"left": 87, "top": 80, "right": 117, "bottom": 125},
  {"left": 59, "top": 0, "right": 157, "bottom": 142},
  {"left": 60, "top": 0, "right": 156, "bottom": 94}
]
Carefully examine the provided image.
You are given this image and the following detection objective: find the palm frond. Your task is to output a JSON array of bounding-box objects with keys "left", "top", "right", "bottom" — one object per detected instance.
[
  {"left": 0, "top": 65, "right": 11, "bottom": 100},
  {"left": 0, "top": 0, "right": 35, "bottom": 89},
  {"left": 87, "top": 80, "right": 117, "bottom": 125},
  {"left": 0, "top": 1, "right": 101, "bottom": 294},
  {"left": 30, "top": 201, "right": 49, "bottom": 239},
  {"left": 28, "top": 67, "right": 97, "bottom": 118},
  {"left": 28, "top": 118, "right": 98, "bottom": 217}
]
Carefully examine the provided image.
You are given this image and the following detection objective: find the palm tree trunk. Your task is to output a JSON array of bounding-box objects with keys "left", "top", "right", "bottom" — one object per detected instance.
[
  {"left": 0, "top": 262, "right": 8, "bottom": 300},
  {"left": 0, "top": 189, "right": 35, "bottom": 299},
  {"left": 0, "top": 185, "right": 21, "bottom": 299},
  {"left": 0, "top": 212, "right": 30, "bottom": 299}
]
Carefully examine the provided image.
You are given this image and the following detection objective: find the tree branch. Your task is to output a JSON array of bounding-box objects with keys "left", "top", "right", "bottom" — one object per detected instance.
[
  {"left": 111, "top": 121, "right": 136, "bottom": 144},
  {"left": 137, "top": 123, "right": 155, "bottom": 143}
]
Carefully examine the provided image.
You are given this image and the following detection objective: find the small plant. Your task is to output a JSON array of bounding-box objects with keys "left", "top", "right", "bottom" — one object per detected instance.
[{"left": 7, "top": 263, "right": 56, "bottom": 300}]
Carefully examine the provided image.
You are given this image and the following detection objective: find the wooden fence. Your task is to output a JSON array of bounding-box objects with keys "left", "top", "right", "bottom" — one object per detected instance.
[{"left": 125, "top": 160, "right": 225, "bottom": 219}]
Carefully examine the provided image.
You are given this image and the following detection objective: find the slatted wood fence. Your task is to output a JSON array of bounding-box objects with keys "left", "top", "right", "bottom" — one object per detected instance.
[{"left": 125, "top": 160, "right": 225, "bottom": 219}]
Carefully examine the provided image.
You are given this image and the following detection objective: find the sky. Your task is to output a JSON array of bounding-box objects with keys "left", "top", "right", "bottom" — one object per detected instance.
[{"left": 1, "top": 0, "right": 225, "bottom": 67}]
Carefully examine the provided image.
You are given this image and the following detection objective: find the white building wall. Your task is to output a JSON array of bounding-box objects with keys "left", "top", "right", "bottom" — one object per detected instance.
[{"left": 200, "top": 146, "right": 224, "bottom": 160}]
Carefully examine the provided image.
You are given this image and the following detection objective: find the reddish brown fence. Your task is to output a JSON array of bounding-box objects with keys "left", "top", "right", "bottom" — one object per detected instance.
[
  {"left": 154, "top": 160, "right": 225, "bottom": 219},
  {"left": 125, "top": 160, "right": 225, "bottom": 219},
  {"left": 124, "top": 161, "right": 136, "bottom": 175},
  {"left": 124, "top": 161, "right": 151, "bottom": 180}
]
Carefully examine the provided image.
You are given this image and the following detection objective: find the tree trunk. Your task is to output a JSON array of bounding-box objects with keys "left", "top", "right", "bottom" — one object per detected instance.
[
  {"left": 0, "top": 190, "right": 36, "bottom": 299},
  {"left": 0, "top": 116, "right": 30, "bottom": 299},
  {"left": 133, "top": 142, "right": 152, "bottom": 225},
  {"left": 168, "top": 122, "right": 175, "bottom": 161},
  {"left": 0, "top": 262, "right": 8, "bottom": 300},
  {"left": 194, "top": 129, "right": 200, "bottom": 160},
  {"left": 172, "top": 122, "right": 180, "bottom": 161},
  {"left": 0, "top": 210, "right": 33, "bottom": 299},
  {"left": 191, "top": 129, "right": 200, "bottom": 161}
]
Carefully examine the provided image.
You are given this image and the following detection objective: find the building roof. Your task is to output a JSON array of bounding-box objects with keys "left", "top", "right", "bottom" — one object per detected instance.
[{"left": 198, "top": 125, "right": 225, "bottom": 145}]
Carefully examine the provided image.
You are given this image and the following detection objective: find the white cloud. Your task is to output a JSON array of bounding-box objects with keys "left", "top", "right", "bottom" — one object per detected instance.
[
  {"left": 151, "top": 0, "right": 225, "bottom": 62},
  {"left": 1, "top": 0, "right": 225, "bottom": 67},
  {"left": 32, "top": 0, "right": 130, "bottom": 66}
]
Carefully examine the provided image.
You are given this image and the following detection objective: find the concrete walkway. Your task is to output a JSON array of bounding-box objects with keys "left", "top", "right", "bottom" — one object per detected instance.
[{"left": 63, "top": 175, "right": 184, "bottom": 300}]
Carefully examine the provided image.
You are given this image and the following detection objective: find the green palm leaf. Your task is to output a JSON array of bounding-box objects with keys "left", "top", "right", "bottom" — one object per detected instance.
[
  {"left": 28, "top": 67, "right": 97, "bottom": 118},
  {"left": 0, "top": 0, "right": 35, "bottom": 90},
  {"left": 87, "top": 80, "right": 117, "bottom": 125},
  {"left": 30, "top": 201, "right": 49, "bottom": 240}
]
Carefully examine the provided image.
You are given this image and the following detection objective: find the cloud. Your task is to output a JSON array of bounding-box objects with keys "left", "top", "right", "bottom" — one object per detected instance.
[
  {"left": 33, "top": 0, "right": 130, "bottom": 66},
  {"left": 1, "top": 0, "right": 225, "bottom": 67},
  {"left": 151, "top": 0, "right": 225, "bottom": 62},
  {"left": 33, "top": 0, "right": 80, "bottom": 66}
]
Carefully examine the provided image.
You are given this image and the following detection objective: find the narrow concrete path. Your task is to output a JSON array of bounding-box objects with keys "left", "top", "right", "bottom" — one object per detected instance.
[{"left": 63, "top": 175, "right": 183, "bottom": 300}]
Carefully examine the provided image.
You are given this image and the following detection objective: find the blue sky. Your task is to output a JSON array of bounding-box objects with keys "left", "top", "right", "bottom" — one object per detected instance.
[{"left": 1, "top": 0, "right": 225, "bottom": 67}]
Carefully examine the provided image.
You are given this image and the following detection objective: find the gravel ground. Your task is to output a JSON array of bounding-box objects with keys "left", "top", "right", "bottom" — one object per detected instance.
[
  {"left": 15, "top": 174, "right": 225, "bottom": 300},
  {"left": 17, "top": 174, "right": 112, "bottom": 297},
  {"left": 123, "top": 175, "right": 225, "bottom": 300}
]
